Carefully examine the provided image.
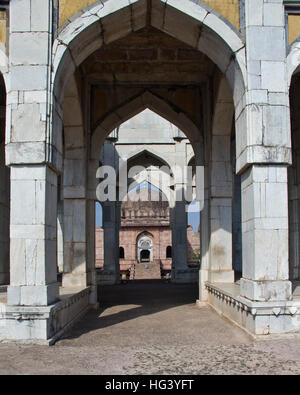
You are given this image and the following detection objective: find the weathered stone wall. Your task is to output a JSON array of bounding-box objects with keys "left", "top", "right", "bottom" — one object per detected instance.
[{"left": 95, "top": 225, "right": 200, "bottom": 269}]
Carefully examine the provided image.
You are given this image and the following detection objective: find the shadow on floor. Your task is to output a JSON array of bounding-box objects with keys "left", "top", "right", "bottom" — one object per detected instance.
[{"left": 58, "top": 280, "right": 199, "bottom": 342}]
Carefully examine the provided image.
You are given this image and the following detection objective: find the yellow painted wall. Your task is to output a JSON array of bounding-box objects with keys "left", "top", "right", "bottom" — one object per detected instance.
[
  {"left": 201, "top": 0, "right": 240, "bottom": 30},
  {"left": 59, "top": 0, "right": 98, "bottom": 26},
  {"left": 0, "top": 11, "right": 6, "bottom": 45},
  {"left": 59, "top": 0, "right": 240, "bottom": 30},
  {"left": 288, "top": 14, "right": 300, "bottom": 45}
]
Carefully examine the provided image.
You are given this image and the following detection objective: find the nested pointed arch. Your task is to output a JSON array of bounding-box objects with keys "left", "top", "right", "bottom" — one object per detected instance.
[
  {"left": 91, "top": 91, "right": 202, "bottom": 160},
  {"left": 52, "top": 0, "right": 246, "bottom": 106},
  {"left": 118, "top": 148, "right": 175, "bottom": 203},
  {"left": 126, "top": 148, "right": 173, "bottom": 171},
  {"left": 136, "top": 230, "right": 154, "bottom": 241},
  {"left": 127, "top": 178, "right": 172, "bottom": 205}
]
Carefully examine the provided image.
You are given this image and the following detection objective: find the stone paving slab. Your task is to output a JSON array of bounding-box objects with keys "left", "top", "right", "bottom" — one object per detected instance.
[{"left": 0, "top": 282, "right": 300, "bottom": 375}]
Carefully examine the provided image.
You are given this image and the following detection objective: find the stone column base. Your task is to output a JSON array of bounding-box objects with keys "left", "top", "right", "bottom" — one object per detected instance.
[
  {"left": 0, "top": 287, "right": 91, "bottom": 344},
  {"left": 7, "top": 283, "right": 59, "bottom": 306},
  {"left": 199, "top": 269, "right": 235, "bottom": 301},
  {"left": 240, "top": 278, "right": 292, "bottom": 302}
]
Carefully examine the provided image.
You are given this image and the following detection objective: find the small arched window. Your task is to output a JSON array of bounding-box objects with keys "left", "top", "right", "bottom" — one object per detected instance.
[
  {"left": 166, "top": 246, "right": 172, "bottom": 258},
  {"left": 119, "top": 247, "right": 125, "bottom": 259}
]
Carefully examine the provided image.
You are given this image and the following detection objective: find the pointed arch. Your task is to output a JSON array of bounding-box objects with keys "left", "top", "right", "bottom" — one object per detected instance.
[
  {"left": 91, "top": 91, "right": 202, "bottom": 161},
  {"left": 126, "top": 148, "right": 173, "bottom": 172},
  {"left": 52, "top": 0, "right": 246, "bottom": 106},
  {"left": 137, "top": 230, "right": 154, "bottom": 240},
  {"left": 126, "top": 180, "right": 171, "bottom": 205}
]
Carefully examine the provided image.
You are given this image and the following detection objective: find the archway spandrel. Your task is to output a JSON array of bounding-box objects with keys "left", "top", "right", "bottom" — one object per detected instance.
[
  {"left": 53, "top": 0, "right": 246, "bottom": 103},
  {"left": 58, "top": 0, "right": 240, "bottom": 31}
]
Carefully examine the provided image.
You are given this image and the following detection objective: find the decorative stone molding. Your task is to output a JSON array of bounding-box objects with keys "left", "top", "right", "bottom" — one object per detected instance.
[
  {"left": 0, "top": 287, "right": 91, "bottom": 344},
  {"left": 206, "top": 282, "right": 300, "bottom": 335}
]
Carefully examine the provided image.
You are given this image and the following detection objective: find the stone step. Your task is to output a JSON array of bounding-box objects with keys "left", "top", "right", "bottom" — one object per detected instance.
[{"left": 131, "top": 262, "right": 161, "bottom": 280}]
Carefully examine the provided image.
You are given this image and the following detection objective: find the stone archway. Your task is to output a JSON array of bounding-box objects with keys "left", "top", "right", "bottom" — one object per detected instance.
[
  {"left": 3, "top": 0, "right": 295, "bottom": 343},
  {"left": 137, "top": 234, "right": 153, "bottom": 263},
  {"left": 51, "top": 0, "right": 244, "bottom": 296}
]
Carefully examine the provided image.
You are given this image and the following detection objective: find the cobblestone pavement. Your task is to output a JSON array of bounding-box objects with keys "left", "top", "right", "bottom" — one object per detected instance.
[{"left": 0, "top": 282, "right": 300, "bottom": 375}]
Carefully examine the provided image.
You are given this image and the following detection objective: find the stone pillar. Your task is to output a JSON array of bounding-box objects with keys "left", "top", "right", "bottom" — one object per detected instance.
[
  {"left": 62, "top": 198, "right": 87, "bottom": 288},
  {"left": 240, "top": 165, "right": 291, "bottom": 302},
  {"left": 171, "top": 201, "right": 188, "bottom": 282},
  {"left": 101, "top": 201, "right": 120, "bottom": 284},
  {"left": 237, "top": 1, "right": 292, "bottom": 301},
  {"left": 7, "top": 165, "right": 59, "bottom": 306},
  {"left": 237, "top": 0, "right": 290, "bottom": 173},
  {"left": 61, "top": 70, "right": 92, "bottom": 290},
  {"left": 208, "top": 132, "right": 234, "bottom": 283},
  {"left": 5, "top": 0, "right": 58, "bottom": 308},
  {"left": 203, "top": 76, "right": 235, "bottom": 285},
  {"left": 170, "top": 140, "right": 188, "bottom": 282}
]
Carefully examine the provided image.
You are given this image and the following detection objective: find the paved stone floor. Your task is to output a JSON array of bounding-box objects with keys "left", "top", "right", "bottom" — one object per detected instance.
[{"left": 1, "top": 281, "right": 300, "bottom": 375}]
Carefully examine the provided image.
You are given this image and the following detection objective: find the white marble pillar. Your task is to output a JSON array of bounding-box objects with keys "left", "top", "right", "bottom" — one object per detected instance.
[
  {"left": 240, "top": 165, "right": 292, "bottom": 302},
  {"left": 7, "top": 165, "right": 59, "bottom": 306},
  {"left": 62, "top": 198, "right": 88, "bottom": 288},
  {"left": 171, "top": 140, "right": 188, "bottom": 282}
]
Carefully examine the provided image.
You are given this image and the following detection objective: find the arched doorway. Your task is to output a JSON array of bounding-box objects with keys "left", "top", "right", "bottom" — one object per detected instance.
[
  {"left": 2, "top": 0, "right": 295, "bottom": 342},
  {"left": 138, "top": 235, "right": 153, "bottom": 263},
  {"left": 52, "top": 0, "right": 245, "bottom": 299},
  {"left": 98, "top": 107, "right": 200, "bottom": 283}
]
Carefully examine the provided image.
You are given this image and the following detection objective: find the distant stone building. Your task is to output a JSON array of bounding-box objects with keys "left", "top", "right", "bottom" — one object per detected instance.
[{"left": 96, "top": 187, "right": 200, "bottom": 280}]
